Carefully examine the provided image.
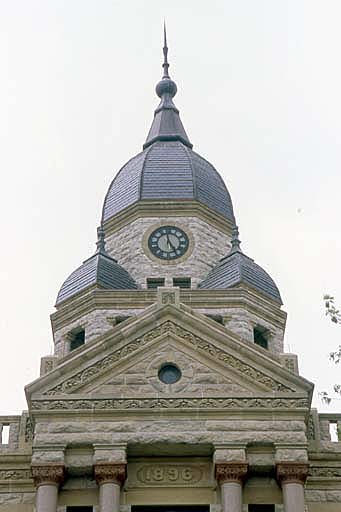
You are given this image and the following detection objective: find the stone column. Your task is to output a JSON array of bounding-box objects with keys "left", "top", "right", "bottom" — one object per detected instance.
[
  {"left": 94, "top": 463, "right": 126, "bottom": 512},
  {"left": 276, "top": 462, "right": 309, "bottom": 512},
  {"left": 215, "top": 462, "right": 248, "bottom": 512},
  {"left": 31, "top": 465, "right": 65, "bottom": 512}
]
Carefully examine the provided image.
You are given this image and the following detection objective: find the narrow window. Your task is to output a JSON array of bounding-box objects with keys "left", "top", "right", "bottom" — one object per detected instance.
[
  {"left": 147, "top": 278, "right": 165, "bottom": 289},
  {"left": 329, "top": 421, "right": 339, "bottom": 442},
  {"left": 70, "top": 329, "right": 85, "bottom": 351},
  {"left": 205, "top": 314, "right": 224, "bottom": 325},
  {"left": 1, "top": 425, "right": 10, "bottom": 444},
  {"left": 253, "top": 326, "right": 269, "bottom": 350},
  {"left": 173, "top": 277, "right": 191, "bottom": 289},
  {"left": 115, "top": 315, "right": 131, "bottom": 325},
  {"left": 249, "top": 506, "right": 275, "bottom": 512}
]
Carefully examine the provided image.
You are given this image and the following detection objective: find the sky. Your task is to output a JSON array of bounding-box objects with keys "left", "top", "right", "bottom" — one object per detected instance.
[{"left": 1, "top": 0, "right": 341, "bottom": 415}]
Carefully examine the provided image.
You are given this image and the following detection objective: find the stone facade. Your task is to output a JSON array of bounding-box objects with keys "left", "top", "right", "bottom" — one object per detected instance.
[
  {"left": 1, "top": 35, "right": 339, "bottom": 512},
  {"left": 105, "top": 215, "right": 230, "bottom": 289}
]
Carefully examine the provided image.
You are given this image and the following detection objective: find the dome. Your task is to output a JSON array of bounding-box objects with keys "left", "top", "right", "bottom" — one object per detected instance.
[
  {"left": 198, "top": 230, "right": 282, "bottom": 304},
  {"left": 102, "top": 141, "right": 235, "bottom": 223},
  {"left": 102, "top": 36, "right": 235, "bottom": 225},
  {"left": 56, "top": 250, "right": 137, "bottom": 305}
]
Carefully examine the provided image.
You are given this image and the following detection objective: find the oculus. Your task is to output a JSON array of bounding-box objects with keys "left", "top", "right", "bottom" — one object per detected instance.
[
  {"left": 148, "top": 226, "right": 189, "bottom": 260},
  {"left": 158, "top": 363, "right": 182, "bottom": 384}
]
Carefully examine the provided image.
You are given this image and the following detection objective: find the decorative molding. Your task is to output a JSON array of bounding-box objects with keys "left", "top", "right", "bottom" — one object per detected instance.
[
  {"left": 0, "top": 469, "right": 32, "bottom": 480},
  {"left": 215, "top": 462, "right": 248, "bottom": 484},
  {"left": 25, "top": 417, "right": 34, "bottom": 443},
  {"left": 31, "top": 465, "right": 65, "bottom": 488},
  {"left": 44, "top": 321, "right": 294, "bottom": 396},
  {"left": 276, "top": 462, "right": 309, "bottom": 486},
  {"left": 31, "top": 396, "right": 309, "bottom": 412},
  {"left": 309, "top": 467, "right": 341, "bottom": 478},
  {"left": 307, "top": 414, "right": 315, "bottom": 441},
  {"left": 94, "top": 463, "right": 126, "bottom": 486}
]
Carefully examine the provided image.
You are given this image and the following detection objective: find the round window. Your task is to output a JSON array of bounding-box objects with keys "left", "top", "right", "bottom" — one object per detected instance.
[{"left": 158, "top": 363, "right": 182, "bottom": 384}]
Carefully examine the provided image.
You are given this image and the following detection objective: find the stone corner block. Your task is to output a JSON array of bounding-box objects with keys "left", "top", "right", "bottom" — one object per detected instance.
[
  {"left": 40, "top": 356, "right": 57, "bottom": 376},
  {"left": 93, "top": 445, "right": 127, "bottom": 464},
  {"left": 213, "top": 448, "right": 246, "bottom": 464},
  {"left": 157, "top": 287, "right": 180, "bottom": 308}
]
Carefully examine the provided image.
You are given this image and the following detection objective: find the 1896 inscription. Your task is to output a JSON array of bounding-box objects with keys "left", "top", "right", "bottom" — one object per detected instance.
[{"left": 137, "top": 465, "right": 203, "bottom": 485}]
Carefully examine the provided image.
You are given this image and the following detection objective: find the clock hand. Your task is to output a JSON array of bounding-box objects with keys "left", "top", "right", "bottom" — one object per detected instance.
[{"left": 166, "top": 233, "right": 176, "bottom": 251}]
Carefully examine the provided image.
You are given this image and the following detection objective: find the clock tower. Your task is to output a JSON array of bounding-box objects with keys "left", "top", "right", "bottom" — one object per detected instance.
[{"left": 1, "top": 27, "right": 341, "bottom": 512}]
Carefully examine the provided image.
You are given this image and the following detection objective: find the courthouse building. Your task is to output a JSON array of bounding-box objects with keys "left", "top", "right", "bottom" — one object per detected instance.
[{"left": 1, "top": 34, "right": 341, "bottom": 512}]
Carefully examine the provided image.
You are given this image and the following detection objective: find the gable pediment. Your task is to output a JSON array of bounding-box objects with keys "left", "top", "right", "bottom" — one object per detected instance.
[{"left": 26, "top": 303, "right": 313, "bottom": 409}]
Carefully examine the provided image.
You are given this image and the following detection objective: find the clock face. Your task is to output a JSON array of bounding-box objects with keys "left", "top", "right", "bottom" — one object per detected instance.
[{"left": 148, "top": 226, "right": 189, "bottom": 260}]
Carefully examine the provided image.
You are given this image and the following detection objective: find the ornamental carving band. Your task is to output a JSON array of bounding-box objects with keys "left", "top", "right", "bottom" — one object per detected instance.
[
  {"left": 94, "top": 463, "right": 127, "bottom": 486},
  {"left": 215, "top": 463, "right": 248, "bottom": 484},
  {"left": 31, "top": 465, "right": 65, "bottom": 487},
  {"left": 45, "top": 321, "right": 294, "bottom": 395},
  {"left": 276, "top": 463, "right": 309, "bottom": 485}
]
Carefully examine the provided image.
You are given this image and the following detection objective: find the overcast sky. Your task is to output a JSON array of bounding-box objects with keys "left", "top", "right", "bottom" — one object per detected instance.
[{"left": 1, "top": 0, "right": 341, "bottom": 415}]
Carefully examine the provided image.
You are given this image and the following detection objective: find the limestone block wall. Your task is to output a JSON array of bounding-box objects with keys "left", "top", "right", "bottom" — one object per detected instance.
[
  {"left": 53, "top": 308, "right": 143, "bottom": 357},
  {"left": 105, "top": 216, "right": 230, "bottom": 289},
  {"left": 33, "top": 418, "right": 308, "bottom": 447},
  {"left": 194, "top": 307, "right": 284, "bottom": 354}
]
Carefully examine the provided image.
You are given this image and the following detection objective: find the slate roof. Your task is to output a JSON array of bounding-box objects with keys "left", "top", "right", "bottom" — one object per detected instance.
[
  {"left": 102, "top": 141, "right": 235, "bottom": 222},
  {"left": 101, "top": 37, "right": 235, "bottom": 224},
  {"left": 56, "top": 250, "right": 137, "bottom": 305},
  {"left": 198, "top": 232, "right": 282, "bottom": 304}
]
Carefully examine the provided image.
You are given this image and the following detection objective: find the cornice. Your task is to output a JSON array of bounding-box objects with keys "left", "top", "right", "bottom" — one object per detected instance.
[
  {"left": 30, "top": 395, "right": 310, "bottom": 413},
  {"left": 51, "top": 287, "right": 286, "bottom": 332},
  {"left": 102, "top": 200, "right": 234, "bottom": 237}
]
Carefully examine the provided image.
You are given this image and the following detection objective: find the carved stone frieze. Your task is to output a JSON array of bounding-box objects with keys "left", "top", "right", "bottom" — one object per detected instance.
[
  {"left": 276, "top": 462, "right": 309, "bottom": 485},
  {"left": 309, "top": 467, "right": 341, "bottom": 478},
  {"left": 31, "top": 396, "right": 309, "bottom": 411},
  {"left": 25, "top": 417, "right": 34, "bottom": 443},
  {"left": 44, "top": 321, "right": 294, "bottom": 395},
  {"left": 31, "top": 465, "right": 65, "bottom": 487},
  {"left": 307, "top": 414, "right": 315, "bottom": 441},
  {"left": 215, "top": 462, "right": 248, "bottom": 484},
  {"left": 94, "top": 463, "right": 126, "bottom": 486},
  {"left": 0, "top": 469, "right": 32, "bottom": 480}
]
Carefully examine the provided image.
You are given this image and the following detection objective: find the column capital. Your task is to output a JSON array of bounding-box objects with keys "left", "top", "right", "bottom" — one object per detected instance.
[
  {"left": 31, "top": 464, "right": 65, "bottom": 488},
  {"left": 276, "top": 462, "right": 309, "bottom": 486},
  {"left": 94, "top": 463, "right": 127, "bottom": 486},
  {"left": 215, "top": 462, "right": 248, "bottom": 484}
]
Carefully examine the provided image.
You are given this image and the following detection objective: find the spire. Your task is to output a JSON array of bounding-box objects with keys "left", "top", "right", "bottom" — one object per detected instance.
[
  {"left": 162, "top": 21, "right": 170, "bottom": 79},
  {"left": 95, "top": 225, "right": 118, "bottom": 261},
  {"left": 143, "top": 24, "right": 192, "bottom": 149},
  {"left": 230, "top": 225, "right": 242, "bottom": 254}
]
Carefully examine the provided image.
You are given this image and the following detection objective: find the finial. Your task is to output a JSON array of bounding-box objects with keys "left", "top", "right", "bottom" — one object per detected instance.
[
  {"left": 162, "top": 21, "right": 170, "bottom": 79},
  {"left": 230, "top": 225, "right": 242, "bottom": 253},
  {"left": 96, "top": 226, "right": 106, "bottom": 253}
]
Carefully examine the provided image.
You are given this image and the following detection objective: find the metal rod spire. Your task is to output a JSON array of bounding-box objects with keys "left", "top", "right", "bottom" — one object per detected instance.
[
  {"left": 162, "top": 21, "right": 170, "bottom": 79},
  {"left": 230, "top": 225, "right": 242, "bottom": 253}
]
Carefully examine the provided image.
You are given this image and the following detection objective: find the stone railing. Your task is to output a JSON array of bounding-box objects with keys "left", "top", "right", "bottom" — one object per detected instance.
[{"left": 0, "top": 413, "right": 33, "bottom": 452}]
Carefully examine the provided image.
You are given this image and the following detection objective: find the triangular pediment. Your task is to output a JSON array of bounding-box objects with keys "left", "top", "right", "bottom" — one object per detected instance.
[
  {"left": 26, "top": 302, "right": 313, "bottom": 411},
  {"left": 83, "top": 339, "right": 252, "bottom": 396}
]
